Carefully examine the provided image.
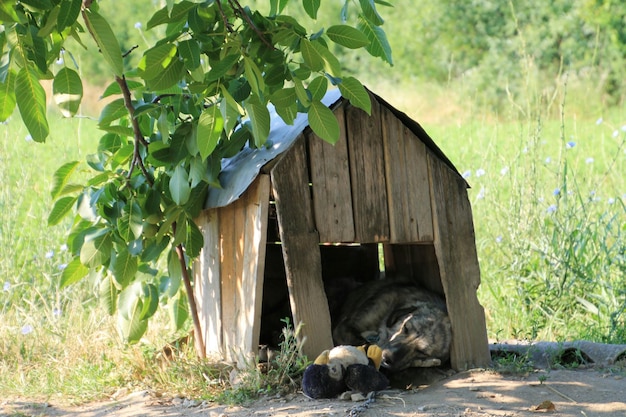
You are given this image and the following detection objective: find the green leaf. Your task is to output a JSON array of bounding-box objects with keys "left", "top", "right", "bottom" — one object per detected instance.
[
  {"left": 141, "top": 238, "right": 169, "bottom": 263},
  {"left": 308, "top": 76, "right": 327, "bottom": 101},
  {"left": 28, "top": 25, "right": 47, "bottom": 73},
  {"left": 197, "top": 105, "right": 224, "bottom": 161},
  {"left": 185, "top": 220, "right": 204, "bottom": 258},
  {"left": 19, "top": 0, "right": 52, "bottom": 10},
  {"left": 168, "top": 291, "right": 189, "bottom": 331},
  {"left": 57, "top": 0, "right": 82, "bottom": 32},
  {"left": 308, "top": 100, "right": 339, "bottom": 144},
  {"left": 171, "top": 213, "right": 186, "bottom": 247},
  {"left": 244, "top": 95, "right": 271, "bottom": 148},
  {"left": 271, "top": 87, "right": 297, "bottom": 108},
  {"left": 359, "top": 0, "right": 384, "bottom": 25},
  {"left": 53, "top": 67, "right": 83, "bottom": 117},
  {"left": 82, "top": 9, "right": 124, "bottom": 76},
  {"left": 15, "top": 67, "right": 49, "bottom": 142},
  {"left": 302, "top": 0, "right": 320, "bottom": 19},
  {"left": 0, "top": 69, "right": 17, "bottom": 122},
  {"left": 140, "top": 283, "right": 159, "bottom": 320},
  {"left": 138, "top": 43, "right": 178, "bottom": 81},
  {"left": 357, "top": 16, "right": 393, "bottom": 65},
  {"left": 117, "top": 285, "right": 149, "bottom": 343},
  {"left": 51, "top": 161, "right": 79, "bottom": 197},
  {"left": 326, "top": 25, "right": 370, "bottom": 49},
  {"left": 38, "top": 5, "right": 60, "bottom": 37},
  {"left": 300, "top": 38, "right": 324, "bottom": 72},
  {"left": 80, "top": 231, "right": 112, "bottom": 268},
  {"left": 112, "top": 247, "right": 137, "bottom": 288},
  {"left": 101, "top": 80, "right": 144, "bottom": 98},
  {"left": 0, "top": 1, "right": 21, "bottom": 22},
  {"left": 98, "top": 98, "right": 127, "bottom": 126},
  {"left": 117, "top": 200, "right": 143, "bottom": 241},
  {"left": 170, "top": 165, "right": 191, "bottom": 205},
  {"left": 147, "top": 1, "right": 196, "bottom": 29},
  {"left": 48, "top": 196, "right": 77, "bottom": 226},
  {"left": 310, "top": 40, "right": 342, "bottom": 77},
  {"left": 243, "top": 56, "right": 265, "bottom": 97},
  {"left": 178, "top": 39, "right": 201, "bottom": 70},
  {"left": 271, "top": 88, "right": 298, "bottom": 125},
  {"left": 294, "top": 78, "right": 310, "bottom": 106},
  {"left": 99, "top": 274, "right": 119, "bottom": 315},
  {"left": 338, "top": 76, "right": 371, "bottom": 115},
  {"left": 167, "top": 247, "right": 183, "bottom": 296},
  {"left": 270, "top": 0, "right": 289, "bottom": 15},
  {"left": 59, "top": 257, "right": 89, "bottom": 288},
  {"left": 146, "top": 58, "right": 184, "bottom": 91},
  {"left": 207, "top": 53, "right": 240, "bottom": 81}
]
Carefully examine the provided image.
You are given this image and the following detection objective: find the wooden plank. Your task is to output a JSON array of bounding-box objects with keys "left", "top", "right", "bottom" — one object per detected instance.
[
  {"left": 428, "top": 150, "right": 491, "bottom": 370},
  {"left": 383, "top": 243, "right": 444, "bottom": 295},
  {"left": 406, "top": 128, "right": 434, "bottom": 241},
  {"left": 307, "top": 105, "right": 355, "bottom": 243},
  {"left": 381, "top": 106, "right": 433, "bottom": 243},
  {"left": 239, "top": 174, "right": 270, "bottom": 363},
  {"left": 193, "top": 209, "right": 222, "bottom": 359},
  {"left": 271, "top": 137, "right": 334, "bottom": 360},
  {"left": 218, "top": 175, "right": 270, "bottom": 365},
  {"left": 345, "top": 96, "right": 390, "bottom": 243},
  {"left": 382, "top": 107, "right": 418, "bottom": 243}
]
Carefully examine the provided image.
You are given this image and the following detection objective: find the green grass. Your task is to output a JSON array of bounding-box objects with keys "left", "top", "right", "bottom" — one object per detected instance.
[
  {"left": 1, "top": 75, "right": 625, "bottom": 402},
  {"left": 415, "top": 82, "right": 626, "bottom": 344}
]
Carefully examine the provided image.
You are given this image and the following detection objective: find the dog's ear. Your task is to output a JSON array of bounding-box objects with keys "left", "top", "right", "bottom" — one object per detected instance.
[{"left": 386, "top": 307, "right": 415, "bottom": 328}]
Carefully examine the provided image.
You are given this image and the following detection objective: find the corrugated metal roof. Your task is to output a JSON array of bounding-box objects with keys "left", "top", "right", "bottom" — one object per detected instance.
[{"left": 205, "top": 87, "right": 462, "bottom": 209}]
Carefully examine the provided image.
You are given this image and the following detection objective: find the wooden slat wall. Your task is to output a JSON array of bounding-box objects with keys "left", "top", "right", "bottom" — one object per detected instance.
[
  {"left": 307, "top": 105, "right": 355, "bottom": 243},
  {"left": 428, "top": 150, "right": 491, "bottom": 370},
  {"left": 194, "top": 175, "right": 270, "bottom": 365},
  {"left": 345, "top": 96, "right": 390, "bottom": 243},
  {"left": 271, "top": 137, "right": 334, "bottom": 360},
  {"left": 383, "top": 243, "right": 444, "bottom": 295},
  {"left": 381, "top": 105, "right": 433, "bottom": 243},
  {"left": 193, "top": 209, "right": 222, "bottom": 358}
]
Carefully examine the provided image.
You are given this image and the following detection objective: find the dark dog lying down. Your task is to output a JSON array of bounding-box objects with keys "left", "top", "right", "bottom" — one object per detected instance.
[{"left": 332, "top": 279, "right": 451, "bottom": 372}]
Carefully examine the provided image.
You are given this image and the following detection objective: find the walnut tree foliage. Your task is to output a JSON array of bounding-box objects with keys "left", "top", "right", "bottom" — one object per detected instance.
[{"left": 0, "top": 0, "right": 392, "bottom": 352}]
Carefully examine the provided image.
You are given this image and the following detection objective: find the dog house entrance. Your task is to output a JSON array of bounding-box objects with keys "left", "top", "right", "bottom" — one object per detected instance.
[{"left": 259, "top": 240, "right": 444, "bottom": 350}]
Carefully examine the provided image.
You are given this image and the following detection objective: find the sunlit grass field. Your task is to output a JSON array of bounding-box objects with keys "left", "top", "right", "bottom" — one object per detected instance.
[{"left": 1, "top": 78, "right": 624, "bottom": 402}]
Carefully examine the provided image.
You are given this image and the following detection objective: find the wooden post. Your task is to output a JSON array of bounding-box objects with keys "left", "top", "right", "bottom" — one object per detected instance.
[
  {"left": 428, "top": 151, "right": 491, "bottom": 370},
  {"left": 271, "top": 137, "right": 334, "bottom": 360}
]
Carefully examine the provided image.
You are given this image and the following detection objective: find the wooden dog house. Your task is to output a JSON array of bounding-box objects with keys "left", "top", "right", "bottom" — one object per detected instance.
[{"left": 192, "top": 88, "right": 491, "bottom": 371}]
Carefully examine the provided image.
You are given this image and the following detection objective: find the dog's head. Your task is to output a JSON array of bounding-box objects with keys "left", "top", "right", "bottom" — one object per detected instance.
[{"left": 378, "top": 304, "right": 451, "bottom": 372}]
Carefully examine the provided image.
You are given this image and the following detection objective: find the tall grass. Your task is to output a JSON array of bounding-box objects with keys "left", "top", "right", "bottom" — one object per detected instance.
[{"left": 415, "top": 75, "right": 626, "bottom": 343}]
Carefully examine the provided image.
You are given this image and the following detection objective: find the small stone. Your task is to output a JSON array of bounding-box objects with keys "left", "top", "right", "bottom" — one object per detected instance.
[
  {"left": 469, "top": 386, "right": 480, "bottom": 391},
  {"left": 350, "top": 393, "right": 366, "bottom": 402},
  {"left": 338, "top": 392, "right": 352, "bottom": 401}
]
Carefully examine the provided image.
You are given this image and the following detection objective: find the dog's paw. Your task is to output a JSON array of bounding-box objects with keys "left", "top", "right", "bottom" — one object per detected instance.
[{"left": 411, "top": 357, "right": 441, "bottom": 367}]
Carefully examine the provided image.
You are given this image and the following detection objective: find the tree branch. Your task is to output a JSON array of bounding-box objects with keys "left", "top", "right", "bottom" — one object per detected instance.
[
  {"left": 223, "top": 0, "right": 276, "bottom": 50},
  {"left": 173, "top": 222, "right": 206, "bottom": 359},
  {"left": 115, "top": 75, "right": 152, "bottom": 185}
]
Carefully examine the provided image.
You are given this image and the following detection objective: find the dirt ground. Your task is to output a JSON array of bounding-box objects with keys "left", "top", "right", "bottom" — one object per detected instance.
[{"left": 4, "top": 367, "right": 626, "bottom": 417}]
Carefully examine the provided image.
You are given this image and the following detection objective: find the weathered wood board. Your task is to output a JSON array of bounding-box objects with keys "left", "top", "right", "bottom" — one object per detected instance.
[
  {"left": 271, "top": 138, "right": 334, "bottom": 359},
  {"left": 194, "top": 175, "right": 270, "bottom": 364},
  {"left": 381, "top": 106, "right": 434, "bottom": 243},
  {"left": 428, "top": 150, "right": 491, "bottom": 370},
  {"left": 383, "top": 243, "right": 444, "bottom": 295},
  {"left": 193, "top": 209, "right": 222, "bottom": 358},
  {"left": 307, "top": 105, "right": 355, "bottom": 243},
  {"left": 345, "top": 97, "right": 390, "bottom": 243}
]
